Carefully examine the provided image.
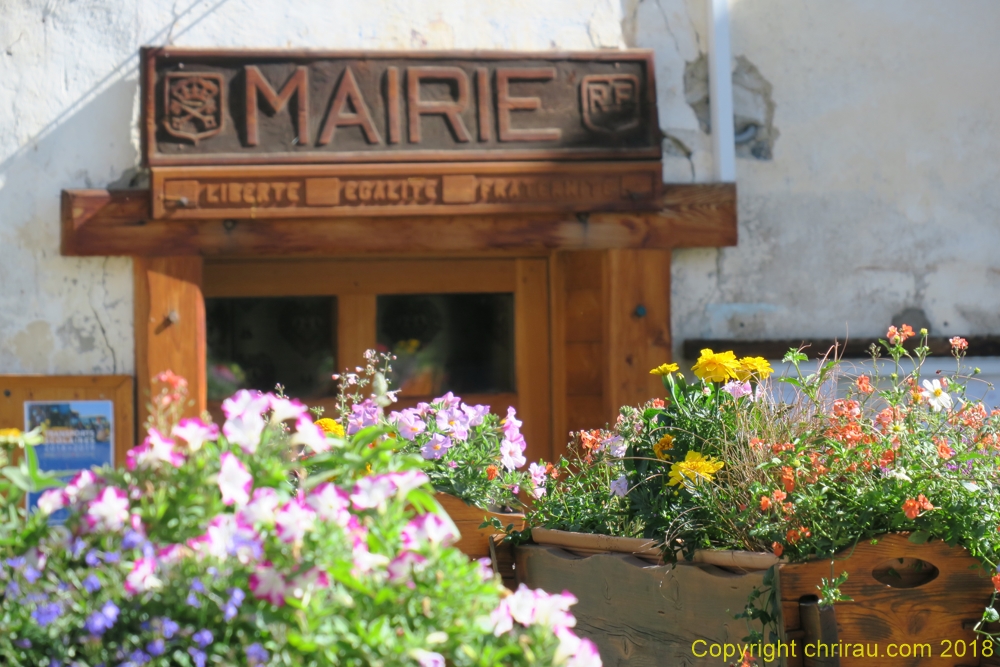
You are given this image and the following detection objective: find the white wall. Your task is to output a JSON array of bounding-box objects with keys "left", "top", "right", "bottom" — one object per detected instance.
[{"left": 2, "top": 0, "right": 999, "bottom": 374}]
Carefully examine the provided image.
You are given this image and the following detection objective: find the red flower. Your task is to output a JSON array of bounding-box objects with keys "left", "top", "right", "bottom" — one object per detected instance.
[
  {"left": 485, "top": 465, "right": 499, "bottom": 481},
  {"left": 759, "top": 496, "right": 772, "bottom": 511},
  {"left": 856, "top": 375, "right": 874, "bottom": 394},
  {"left": 950, "top": 336, "right": 969, "bottom": 351},
  {"left": 772, "top": 542, "right": 784, "bottom": 557},
  {"left": 917, "top": 494, "right": 933, "bottom": 511},
  {"left": 786, "top": 529, "right": 801, "bottom": 544},
  {"left": 993, "top": 573, "right": 1000, "bottom": 594},
  {"left": 771, "top": 489, "right": 787, "bottom": 503},
  {"left": 650, "top": 398, "right": 665, "bottom": 409},
  {"left": 902, "top": 498, "right": 921, "bottom": 520},
  {"left": 781, "top": 467, "right": 796, "bottom": 493}
]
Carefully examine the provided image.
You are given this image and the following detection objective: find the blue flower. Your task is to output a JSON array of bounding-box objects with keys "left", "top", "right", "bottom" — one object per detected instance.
[
  {"left": 31, "top": 602, "right": 63, "bottom": 627},
  {"left": 185, "top": 592, "right": 201, "bottom": 608},
  {"left": 84, "top": 601, "right": 119, "bottom": 636},
  {"left": 82, "top": 574, "right": 101, "bottom": 593},
  {"left": 160, "top": 617, "right": 179, "bottom": 639},
  {"left": 84, "top": 550, "right": 101, "bottom": 567},
  {"left": 70, "top": 539, "right": 87, "bottom": 559},
  {"left": 13, "top": 639, "right": 31, "bottom": 648},
  {"left": 6, "top": 556, "right": 25, "bottom": 569},
  {"left": 101, "top": 551, "right": 120, "bottom": 564},
  {"left": 188, "top": 648, "right": 206, "bottom": 667},
  {"left": 192, "top": 629, "right": 213, "bottom": 648},
  {"left": 127, "top": 650, "right": 150, "bottom": 665},
  {"left": 223, "top": 587, "right": 246, "bottom": 621},
  {"left": 23, "top": 566, "right": 41, "bottom": 583},
  {"left": 121, "top": 530, "right": 145, "bottom": 550},
  {"left": 206, "top": 566, "right": 218, "bottom": 577},
  {"left": 5, "top": 580, "right": 20, "bottom": 599},
  {"left": 146, "top": 639, "right": 165, "bottom": 657},
  {"left": 190, "top": 578, "right": 205, "bottom": 593},
  {"left": 246, "top": 643, "right": 269, "bottom": 665}
]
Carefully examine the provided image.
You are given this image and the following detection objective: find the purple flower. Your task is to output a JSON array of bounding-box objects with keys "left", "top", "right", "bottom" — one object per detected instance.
[
  {"left": 190, "top": 578, "right": 205, "bottom": 593},
  {"left": 14, "top": 639, "right": 31, "bottom": 648},
  {"left": 435, "top": 407, "right": 470, "bottom": 440},
  {"left": 70, "top": 538, "right": 87, "bottom": 559},
  {"left": 101, "top": 551, "right": 120, "bottom": 564},
  {"left": 347, "top": 399, "right": 380, "bottom": 435},
  {"left": 84, "top": 601, "right": 119, "bottom": 635},
  {"left": 122, "top": 530, "right": 145, "bottom": 550},
  {"left": 721, "top": 380, "right": 753, "bottom": 399},
  {"left": 610, "top": 474, "right": 629, "bottom": 497},
  {"left": 128, "top": 650, "right": 150, "bottom": 665},
  {"left": 146, "top": 639, "right": 165, "bottom": 656},
  {"left": 246, "top": 643, "right": 269, "bottom": 665},
  {"left": 85, "top": 550, "right": 101, "bottom": 567},
  {"left": 186, "top": 592, "right": 201, "bottom": 608},
  {"left": 188, "top": 648, "right": 206, "bottom": 667},
  {"left": 31, "top": 602, "right": 63, "bottom": 627},
  {"left": 5, "top": 580, "right": 20, "bottom": 599},
  {"left": 5, "top": 557, "right": 25, "bottom": 569},
  {"left": 420, "top": 433, "right": 453, "bottom": 460},
  {"left": 389, "top": 408, "right": 426, "bottom": 441},
  {"left": 160, "top": 617, "right": 179, "bottom": 639},
  {"left": 192, "top": 629, "right": 214, "bottom": 648},
  {"left": 223, "top": 588, "right": 246, "bottom": 621},
  {"left": 82, "top": 574, "right": 101, "bottom": 593},
  {"left": 23, "top": 566, "right": 41, "bottom": 583}
]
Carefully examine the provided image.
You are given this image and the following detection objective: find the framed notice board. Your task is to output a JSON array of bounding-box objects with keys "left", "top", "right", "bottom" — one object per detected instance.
[{"left": 0, "top": 376, "right": 134, "bottom": 515}]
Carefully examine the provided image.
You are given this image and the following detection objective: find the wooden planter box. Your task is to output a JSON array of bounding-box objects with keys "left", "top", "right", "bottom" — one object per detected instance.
[
  {"left": 435, "top": 493, "right": 524, "bottom": 589},
  {"left": 779, "top": 533, "right": 997, "bottom": 667},
  {"left": 515, "top": 543, "right": 770, "bottom": 666}
]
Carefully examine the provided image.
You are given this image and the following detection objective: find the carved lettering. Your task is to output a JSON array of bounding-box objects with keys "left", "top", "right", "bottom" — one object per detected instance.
[
  {"left": 318, "top": 67, "right": 382, "bottom": 146},
  {"left": 476, "top": 67, "right": 490, "bottom": 142},
  {"left": 244, "top": 66, "right": 309, "bottom": 146},
  {"left": 407, "top": 66, "right": 471, "bottom": 144},
  {"left": 386, "top": 67, "right": 401, "bottom": 144},
  {"left": 287, "top": 183, "right": 300, "bottom": 203},
  {"left": 495, "top": 67, "right": 561, "bottom": 142}
]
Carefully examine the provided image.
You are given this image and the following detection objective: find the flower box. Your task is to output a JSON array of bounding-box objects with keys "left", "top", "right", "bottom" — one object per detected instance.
[
  {"left": 435, "top": 492, "right": 524, "bottom": 560},
  {"left": 514, "top": 542, "right": 771, "bottom": 666},
  {"left": 778, "top": 533, "right": 996, "bottom": 667}
]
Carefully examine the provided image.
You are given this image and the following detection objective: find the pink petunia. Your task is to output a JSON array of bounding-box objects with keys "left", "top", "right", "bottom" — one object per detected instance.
[
  {"left": 275, "top": 497, "right": 317, "bottom": 543},
  {"left": 420, "top": 433, "right": 453, "bottom": 460},
  {"left": 435, "top": 408, "right": 469, "bottom": 441},
  {"left": 287, "top": 567, "right": 331, "bottom": 599},
  {"left": 124, "top": 557, "right": 161, "bottom": 595},
  {"left": 64, "top": 470, "right": 101, "bottom": 506},
  {"left": 249, "top": 561, "right": 287, "bottom": 606},
  {"left": 36, "top": 488, "right": 67, "bottom": 516},
  {"left": 86, "top": 487, "right": 130, "bottom": 532},
  {"left": 239, "top": 487, "right": 280, "bottom": 526},
  {"left": 306, "top": 483, "right": 351, "bottom": 526},
  {"left": 401, "top": 513, "right": 459, "bottom": 550},
  {"left": 350, "top": 475, "right": 397, "bottom": 511},
  {"left": 461, "top": 403, "right": 490, "bottom": 426},
  {"left": 387, "top": 551, "right": 428, "bottom": 584},
  {"left": 218, "top": 452, "right": 253, "bottom": 506},
  {"left": 172, "top": 418, "right": 219, "bottom": 452},
  {"left": 290, "top": 415, "right": 330, "bottom": 454},
  {"left": 433, "top": 392, "right": 461, "bottom": 409},
  {"left": 347, "top": 399, "right": 380, "bottom": 435},
  {"left": 500, "top": 438, "right": 526, "bottom": 471},
  {"left": 382, "top": 470, "right": 430, "bottom": 497},
  {"left": 126, "top": 429, "right": 184, "bottom": 471}
]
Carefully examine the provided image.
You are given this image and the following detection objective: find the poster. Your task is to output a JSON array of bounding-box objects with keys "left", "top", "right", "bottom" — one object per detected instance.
[{"left": 24, "top": 400, "right": 114, "bottom": 523}]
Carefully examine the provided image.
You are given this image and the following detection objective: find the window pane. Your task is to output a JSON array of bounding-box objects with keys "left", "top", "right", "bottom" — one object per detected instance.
[
  {"left": 377, "top": 293, "right": 515, "bottom": 397},
  {"left": 206, "top": 296, "right": 337, "bottom": 400}
]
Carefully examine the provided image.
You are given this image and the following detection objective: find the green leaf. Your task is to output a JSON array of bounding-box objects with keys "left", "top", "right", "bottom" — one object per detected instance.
[
  {"left": 985, "top": 607, "right": 1000, "bottom": 623},
  {"left": 961, "top": 481, "right": 980, "bottom": 493},
  {"left": 2, "top": 466, "right": 32, "bottom": 492},
  {"left": 908, "top": 531, "right": 931, "bottom": 544}
]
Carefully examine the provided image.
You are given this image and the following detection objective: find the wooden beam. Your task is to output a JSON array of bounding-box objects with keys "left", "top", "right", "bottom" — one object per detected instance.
[
  {"left": 61, "top": 184, "right": 736, "bottom": 257},
  {"left": 134, "top": 257, "right": 207, "bottom": 430}
]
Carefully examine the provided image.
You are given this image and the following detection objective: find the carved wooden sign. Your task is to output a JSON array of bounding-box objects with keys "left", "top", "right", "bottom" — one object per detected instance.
[
  {"left": 151, "top": 162, "right": 661, "bottom": 219},
  {"left": 142, "top": 48, "right": 659, "bottom": 166}
]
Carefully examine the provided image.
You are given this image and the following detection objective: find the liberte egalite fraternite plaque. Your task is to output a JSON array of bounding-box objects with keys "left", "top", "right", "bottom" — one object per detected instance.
[{"left": 142, "top": 48, "right": 662, "bottom": 218}]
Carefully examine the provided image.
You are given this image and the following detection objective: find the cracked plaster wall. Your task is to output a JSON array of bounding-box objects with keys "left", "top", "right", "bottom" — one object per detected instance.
[
  {"left": 4, "top": 0, "right": 995, "bottom": 373},
  {"left": 669, "top": 0, "right": 1000, "bottom": 360}
]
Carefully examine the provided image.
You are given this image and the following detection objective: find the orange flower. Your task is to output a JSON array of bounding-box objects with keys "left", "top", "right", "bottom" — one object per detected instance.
[
  {"left": 917, "top": 494, "right": 933, "bottom": 511},
  {"left": 887, "top": 324, "right": 915, "bottom": 345},
  {"left": 935, "top": 439, "right": 954, "bottom": 460},
  {"left": 902, "top": 498, "right": 921, "bottom": 520},
  {"left": 950, "top": 336, "right": 969, "bottom": 351},
  {"left": 772, "top": 542, "right": 784, "bottom": 557},
  {"left": 771, "top": 489, "right": 787, "bottom": 503},
  {"left": 879, "top": 449, "right": 895, "bottom": 467},
  {"left": 781, "top": 466, "right": 796, "bottom": 493},
  {"left": 786, "top": 529, "right": 801, "bottom": 544},
  {"left": 545, "top": 463, "right": 560, "bottom": 480},
  {"left": 782, "top": 502, "right": 795, "bottom": 514},
  {"left": 485, "top": 465, "right": 499, "bottom": 481},
  {"left": 759, "top": 495, "right": 772, "bottom": 511},
  {"left": 856, "top": 375, "right": 874, "bottom": 394},
  {"left": 993, "top": 573, "right": 1000, "bottom": 594},
  {"left": 832, "top": 399, "right": 861, "bottom": 420},
  {"left": 650, "top": 398, "right": 665, "bottom": 409}
]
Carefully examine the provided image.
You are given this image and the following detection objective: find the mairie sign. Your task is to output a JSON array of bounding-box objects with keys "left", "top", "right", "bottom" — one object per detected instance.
[{"left": 142, "top": 48, "right": 660, "bottom": 166}]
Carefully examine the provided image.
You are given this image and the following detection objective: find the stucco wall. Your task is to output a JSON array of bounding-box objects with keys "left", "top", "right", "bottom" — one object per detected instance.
[{"left": 1, "top": 0, "right": 998, "bottom": 373}]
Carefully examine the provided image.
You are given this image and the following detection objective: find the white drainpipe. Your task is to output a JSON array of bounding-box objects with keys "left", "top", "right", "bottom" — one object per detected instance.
[{"left": 707, "top": 0, "right": 736, "bottom": 181}]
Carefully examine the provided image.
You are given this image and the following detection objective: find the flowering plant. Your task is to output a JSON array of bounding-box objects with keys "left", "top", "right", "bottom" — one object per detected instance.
[
  {"left": 333, "top": 350, "right": 529, "bottom": 512},
  {"left": 0, "top": 426, "right": 58, "bottom": 559},
  {"left": 526, "top": 330, "right": 1000, "bottom": 645},
  {"left": 0, "top": 376, "right": 600, "bottom": 667}
]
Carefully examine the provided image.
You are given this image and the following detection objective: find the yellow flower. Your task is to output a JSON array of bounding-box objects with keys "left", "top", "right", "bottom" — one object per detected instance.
[
  {"left": 736, "top": 356, "right": 774, "bottom": 381},
  {"left": 691, "top": 349, "right": 741, "bottom": 383},
  {"left": 314, "top": 418, "right": 345, "bottom": 438},
  {"left": 667, "top": 450, "right": 724, "bottom": 487},
  {"left": 649, "top": 363, "right": 680, "bottom": 376},
  {"left": 653, "top": 434, "right": 674, "bottom": 460},
  {"left": 0, "top": 428, "right": 22, "bottom": 445}
]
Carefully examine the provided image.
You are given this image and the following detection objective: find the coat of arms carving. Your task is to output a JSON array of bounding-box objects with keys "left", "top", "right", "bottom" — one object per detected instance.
[
  {"left": 580, "top": 74, "right": 641, "bottom": 135},
  {"left": 162, "top": 72, "right": 225, "bottom": 144}
]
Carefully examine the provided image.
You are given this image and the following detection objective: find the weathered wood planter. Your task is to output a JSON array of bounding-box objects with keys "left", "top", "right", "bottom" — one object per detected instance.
[
  {"left": 435, "top": 493, "right": 524, "bottom": 588},
  {"left": 779, "top": 534, "right": 997, "bottom": 667},
  {"left": 515, "top": 543, "right": 771, "bottom": 667}
]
